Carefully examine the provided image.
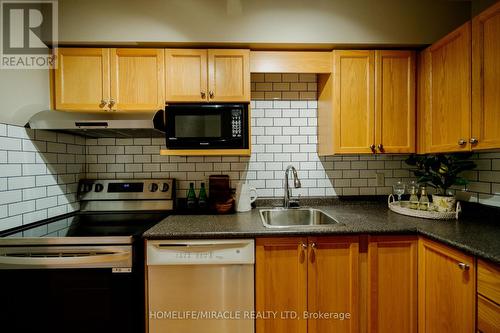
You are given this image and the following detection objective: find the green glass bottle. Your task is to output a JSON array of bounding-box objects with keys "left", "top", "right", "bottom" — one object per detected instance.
[
  {"left": 187, "top": 182, "right": 197, "bottom": 209},
  {"left": 198, "top": 183, "right": 208, "bottom": 209}
]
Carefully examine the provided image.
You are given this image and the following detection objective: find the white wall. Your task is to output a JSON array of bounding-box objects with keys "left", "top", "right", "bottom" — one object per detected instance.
[
  {"left": 59, "top": 0, "right": 470, "bottom": 45},
  {"left": 0, "top": 70, "right": 50, "bottom": 126}
]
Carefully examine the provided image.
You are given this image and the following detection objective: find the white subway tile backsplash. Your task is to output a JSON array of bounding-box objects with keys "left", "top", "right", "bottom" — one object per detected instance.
[
  {"left": 8, "top": 176, "right": 36, "bottom": 190},
  {"left": 0, "top": 215, "right": 23, "bottom": 231},
  {"left": 0, "top": 164, "right": 22, "bottom": 177},
  {"left": 8, "top": 200, "right": 36, "bottom": 216},
  {"left": 2, "top": 73, "right": 500, "bottom": 232},
  {"left": 0, "top": 124, "right": 83, "bottom": 229},
  {"left": 0, "top": 137, "right": 22, "bottom": 151}
]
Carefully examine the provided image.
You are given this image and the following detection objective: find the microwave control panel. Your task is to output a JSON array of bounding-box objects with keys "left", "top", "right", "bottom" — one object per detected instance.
[{"left": 231, "top": 110, "right": 242, "bottom": 138}]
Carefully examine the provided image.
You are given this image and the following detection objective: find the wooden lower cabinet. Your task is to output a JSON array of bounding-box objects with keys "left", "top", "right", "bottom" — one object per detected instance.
[
  {"left": 477, "top": 259, "right": 500, "bottom": 332},
  {"left": 256, "top": 237, "right": 308, "bottom": 333},
  {"left": 367, "top": 236, "right": 418, "bottom": 333},
  {"left": 418, "top": 237, "right": 476, "bottom": 333},
  {"left": 256, "top": 236, "right": 359, "bottom": 333},
  {"left": 477, "top": 295, "right": 500, "bottom": 333},
  {"left": 308, "top": 236, "right": 359, "bottom": 333}
]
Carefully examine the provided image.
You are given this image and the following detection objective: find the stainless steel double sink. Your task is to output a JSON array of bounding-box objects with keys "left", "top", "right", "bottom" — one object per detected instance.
[{"left": 259, "top": 208, "right": 342, "bottom": 228}]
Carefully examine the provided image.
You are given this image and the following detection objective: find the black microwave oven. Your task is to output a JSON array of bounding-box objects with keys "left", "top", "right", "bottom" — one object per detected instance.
[{"left": 165, "top": 103, "right": 249, "bottom": 149}]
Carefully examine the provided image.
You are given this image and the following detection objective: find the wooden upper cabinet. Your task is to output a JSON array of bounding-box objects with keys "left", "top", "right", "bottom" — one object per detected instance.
[
  {"left": 54, "top": 48, "right": 110, "bottom": 111},
  {"left": 333, "top": 50, "right": 375, "bottom": 154},
  {"left": 472, "top": 1, "right": 500, "bottom": 150},
  {"left": 308, "top": 236, "right": 359, "bottom": 333},
  {"left": 427, "top": 22, "right": 472, "bottom": 153},
  {"left": 208, "top": 49, "right": 250, "bottom": 102},
  {"left": 256, "top": 237, "right": 308, "bottom": 333},
  {"left": 165, "top": 49, "right": 249, "bottom": 102},
  {"left": 110, "top": 48, "right": 165, "bottom": 110},
  {"left": 368, "top": 236, "right": 417, "bottom": 333},
  {"left": 417, "top": 49, "right": 431, "bottom": 154},
  {"left": 165, "top": 49, "right": 208, "bottom": 102},
  {"left": 418, "top": 238, "right": 475, "bottom": 333},
  {"left": 375, "top": 51, "right": 416, "bottom": 154}
]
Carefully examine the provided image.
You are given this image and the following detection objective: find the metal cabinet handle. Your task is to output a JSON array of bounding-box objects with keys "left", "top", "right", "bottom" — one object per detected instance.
[
  {"left": 377, "top": 144, "right": 384, "bottom": 152},
  {"left": 200, "top": 91, "right": 206, "bottom": 99},
  {"left": 370, "top": 144, "right": 376, "bottom": 153},
  {"left": 310, "top": 242, "right": 316, "bottom": 249},
  {"left": 301, "top": 242, "right": 307, "bottom": 250},
  {"left": 457, "top": 262, "right": 470, "bottom": 271},
  {"left": 458, "top": 139, "right": 467, "bottom": 146},
  {"left": 100, "top": 99, "right": 108, "bottom": 108},
  {"left": 469, "top": 138, "right": 478, "bottom": 145},
  {"left": 209, "top": 90, "right": 214, "bottom": 99},
  {"left": 109, "top": 98, "right": 116, "bottom": 109}
]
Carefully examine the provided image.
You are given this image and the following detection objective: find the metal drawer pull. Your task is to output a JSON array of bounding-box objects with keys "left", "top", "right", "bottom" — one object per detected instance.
[
  {"left": 469, "top": 138, "right": 478, "bottom": 144},
  {"left": 457, "top": 262, "right": 470, "bottom": 271},
  {"left": 458, "top": 139, "right": 467, "bottom": 146}
]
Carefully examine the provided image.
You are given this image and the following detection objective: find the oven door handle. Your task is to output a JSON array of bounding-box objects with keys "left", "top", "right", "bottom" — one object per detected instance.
[{"left": 0, "top": 251, "right": 132, "bottom": 269}]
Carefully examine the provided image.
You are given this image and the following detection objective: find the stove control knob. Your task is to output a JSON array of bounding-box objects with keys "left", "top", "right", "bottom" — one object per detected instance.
[
  {"left": 161, "top": 183, "right": 170, "bottom": 192},
  {"left": 95, "top": 183, "right": 104, "bottom": 192},
  {"left": 149, "top": 183, "right": 159, "bottom": 192},
  {"left": 81, "top": 183, "right": 93, "bottom": 193}
]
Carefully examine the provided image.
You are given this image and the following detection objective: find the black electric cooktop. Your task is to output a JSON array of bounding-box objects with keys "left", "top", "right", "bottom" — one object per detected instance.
[{"left": 0, "top": 212, "right": 169, "bottom": 245}]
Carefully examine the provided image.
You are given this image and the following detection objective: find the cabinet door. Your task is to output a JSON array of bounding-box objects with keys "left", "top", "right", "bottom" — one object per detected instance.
[
  {"left": 208, "top": 49, "right": 250, "bottom": 102},
  {"left": 418, "top": 238, "right": 475, "bottom": 333},
  {"left": 477, "top": 295, "right": 500, "bottom": 333},
  {"left": 165, "top": 49, "right": 208, "bottom": 102},
  {"left": 109, "top": 48, "right": 164, "bottom": 111},
  {"left": 417, "top": 49, "right": 431, "bottom": 154},
  {"left": 368, "top": 236, "right": 417, "bottom": 333},
  {"left": 333, "top": 50, "right": 375, "bottom": 154},
  {"left": 55, "top": 48, "right": 110, "bottom": 111},
  {"left": 375, "top": 51, "right": 416, "bottom": 154},
  {"left": 256, "top": 237, "right": 307, "bottom": 333},
  {"left": 308, "top": 236, "right": 359, "bottom": 333},
  {"left": 427, "top": 22, "right": 472, "bottom": 153},
  {"left": 472, "top": 1, "right": 500, "bottom": 150}
]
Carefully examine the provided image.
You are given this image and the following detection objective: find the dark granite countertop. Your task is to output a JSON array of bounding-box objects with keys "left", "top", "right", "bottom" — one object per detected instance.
[{"left": 143, "top": 200, "right": 500, "bottom": 265}]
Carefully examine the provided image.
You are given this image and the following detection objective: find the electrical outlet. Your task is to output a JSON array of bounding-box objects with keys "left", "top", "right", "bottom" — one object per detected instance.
[{"left": 376, "top": 173, "right": 385, "bottom": 186}]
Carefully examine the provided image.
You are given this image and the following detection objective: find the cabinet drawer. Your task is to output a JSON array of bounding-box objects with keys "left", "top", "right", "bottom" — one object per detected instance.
[
  {"left": 478, "top": 259, "right": 500, "bottom": 305},
  {"left": 478, "top": 295, "right": 500, "bottom": 333}
]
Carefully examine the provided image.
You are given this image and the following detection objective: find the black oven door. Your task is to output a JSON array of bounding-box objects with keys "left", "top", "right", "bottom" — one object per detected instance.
[
  {"left": 0, "top": 269, "right": 136, "bottom": 333},
  {"left": 0, "top": 246, "right": 141, "bottom": 333},
  {"left": 165, "top": 103, "right": 248, "bottom": 149}
]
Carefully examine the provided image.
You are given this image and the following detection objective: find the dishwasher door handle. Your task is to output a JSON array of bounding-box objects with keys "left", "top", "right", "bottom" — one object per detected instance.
[{"left": 156, "top": 243, "right": 248, "bottom": 250}]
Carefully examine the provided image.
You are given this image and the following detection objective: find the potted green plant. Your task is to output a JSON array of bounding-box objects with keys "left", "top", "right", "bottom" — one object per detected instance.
[{"left": 405, "top": 154, "right": 476, "bottom": 212}]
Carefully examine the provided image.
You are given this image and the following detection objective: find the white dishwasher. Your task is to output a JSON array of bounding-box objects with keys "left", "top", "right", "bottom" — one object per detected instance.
[{"left": 146, "top": 239, "right": 255, "bottom": 333}]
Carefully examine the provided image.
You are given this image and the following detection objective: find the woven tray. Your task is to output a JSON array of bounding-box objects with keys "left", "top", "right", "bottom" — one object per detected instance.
[{"left": 388, "top": 195, "right": 461, "bottom": 220}]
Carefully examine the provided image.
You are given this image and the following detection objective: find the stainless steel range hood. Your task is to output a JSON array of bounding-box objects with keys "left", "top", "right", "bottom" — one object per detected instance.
[{"left": 26, "top": 110, "right": 165, "bottom": 138}]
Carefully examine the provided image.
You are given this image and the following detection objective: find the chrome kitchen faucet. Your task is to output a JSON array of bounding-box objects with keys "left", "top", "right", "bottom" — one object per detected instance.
[{"left": 283, "top": 165, "right": 302, "bottom": 208}]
